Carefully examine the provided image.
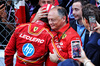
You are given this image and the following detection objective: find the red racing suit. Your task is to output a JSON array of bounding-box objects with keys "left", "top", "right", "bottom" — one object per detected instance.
[
  {"left": 5, "top": 20, "right": 55, "bottom": 66},
  {"left": 30, "top": 13, "right": 36, "bottom": 22},
  {"left": 45, "top": 23, "right": 82, "bottom": 66}
]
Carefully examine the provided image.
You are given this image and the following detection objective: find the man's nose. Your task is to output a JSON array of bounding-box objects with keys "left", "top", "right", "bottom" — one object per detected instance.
[
  {"left": 72, "top": 10, "right": 75, "bottom": 16},
  {"left": 49, "top": 20, "right": 52, "bottom": 24}
]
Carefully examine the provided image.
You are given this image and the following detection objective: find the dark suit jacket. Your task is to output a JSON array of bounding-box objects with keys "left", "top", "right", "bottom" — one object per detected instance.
[
  {"left": 69, "top": 20, "right": 89, "bottom": 49},
  {"left": 85, "top": 32, "right": 100, "bottom": 66},
  {"left": 89, "top": 0, "right": 96, "bottom": 5}
]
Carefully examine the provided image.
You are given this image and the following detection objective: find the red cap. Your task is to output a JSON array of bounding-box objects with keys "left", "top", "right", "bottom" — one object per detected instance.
[{"left": 41, "top": 4, "right": 55, "bottom": 13}]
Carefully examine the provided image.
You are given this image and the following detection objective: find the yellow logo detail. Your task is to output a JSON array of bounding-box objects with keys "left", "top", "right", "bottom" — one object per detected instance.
[
  {"left": 33, "top": 27, "right": 38, "bottom": 32},
  {"left": 62, "top": 34, "right": 67, "bottom": 39}
]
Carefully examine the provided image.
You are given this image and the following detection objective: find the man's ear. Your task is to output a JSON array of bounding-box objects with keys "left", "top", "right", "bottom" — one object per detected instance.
[{"left": 62, "top": 16, "right": 66, "bottom": 22}]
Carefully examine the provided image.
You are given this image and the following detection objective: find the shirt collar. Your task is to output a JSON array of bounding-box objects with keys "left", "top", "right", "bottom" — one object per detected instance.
[
  {"left": 32, "top": 20, "right": 49, "bottom": 28},
  {"left": 58, "top": 23, "right": 70, "bottom": 33},
  {"left": 33, "top": 20, "right": 47, "bottom": 25},
  {"left": 76, "top": 20, "right": 84, "bottom": 27}
]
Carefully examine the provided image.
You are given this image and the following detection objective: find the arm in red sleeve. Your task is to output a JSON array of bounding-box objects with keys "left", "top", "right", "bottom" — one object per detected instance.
[
  {"left": 30, "top": 13, "right": 36, "bottom": 22},
  {"left": 57, "top": 36, "right": 82, "bottom": 59},
  {"left": 5, "top": 31, "right": 16, "bottom": 66}
]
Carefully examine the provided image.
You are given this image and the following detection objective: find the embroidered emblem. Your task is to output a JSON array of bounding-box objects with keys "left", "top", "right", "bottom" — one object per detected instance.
[
  {"left": 62, "top": 34, "right": 67, "bottom": 39},
  {"left": 33, "top": 26, "right": 38, "bottom": 32}
]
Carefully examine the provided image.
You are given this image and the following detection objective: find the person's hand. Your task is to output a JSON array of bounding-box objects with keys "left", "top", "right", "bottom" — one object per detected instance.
[
  {"left": 49, "top": 49, "right": 59, "bottom": 63},
  {"left": 31, "top": 7, "right": 48, "bottom": 23},
  {"left": 0, "top": 4, "right": 6, "bottom": 18},
  {"left": 94, "top": 21, "right": 100, "bottom": 34},
  {"left": 77, "top": 47, "right": 95, "bottom": 66},
  {"left": 76, "top": 47, "right": 88, "bottom": 63},
  {"left": 1, "top": 11, "right": 7, "bottom": 22},
  {"left": 1, "top": 8, "right": 7, "bottom": 19},
  {"left": 94, "top": 26, "right": 100, "bottom": 34},
  {"left": 0, "top": 4, "right": 7, "bottom": 22}
]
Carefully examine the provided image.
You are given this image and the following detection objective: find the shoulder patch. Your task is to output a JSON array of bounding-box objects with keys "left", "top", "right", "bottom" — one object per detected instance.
[{"left": 62, "top": 34, "right": 67, "bottom": 39}]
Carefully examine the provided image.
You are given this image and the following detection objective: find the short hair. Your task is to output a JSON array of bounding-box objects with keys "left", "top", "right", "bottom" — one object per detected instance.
[
  {"left": 82, "top": 4, "right": 100, "bottom": 24},
  {"left": 56, "top": 7, "right": 68, "bottom": 22},
  {"left": 73, "top": 0, "right": 89, "bottom": 6}
]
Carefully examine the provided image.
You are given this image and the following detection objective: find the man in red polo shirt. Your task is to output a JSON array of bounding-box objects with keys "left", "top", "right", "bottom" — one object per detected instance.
[{"left": 45, "top": 6, "right": 82, "bottom": 66}]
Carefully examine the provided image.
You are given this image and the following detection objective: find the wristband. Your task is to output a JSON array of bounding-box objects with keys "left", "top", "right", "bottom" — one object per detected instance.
[
  {"left": 57, "top": 60, "right": 61, "bottom": 64},
  {"left": 57, "top": 58, "right": 61, "bottom": 64},
  {"left": 84, "top": 59, "right": 91, "bottom": 66}
]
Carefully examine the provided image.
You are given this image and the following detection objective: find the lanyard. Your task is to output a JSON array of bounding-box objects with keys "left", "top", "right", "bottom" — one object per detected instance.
[
  {"left": 80, "top": 29, "right": 85, "bottom": 37},
  {"left": 58, "top": 25, "right": 71, "bottom": 42}
]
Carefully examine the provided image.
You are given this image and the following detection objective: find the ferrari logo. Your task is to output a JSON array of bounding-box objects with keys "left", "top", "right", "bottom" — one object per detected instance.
[
  {"left": 62, "top": 34, "right": 67, "bottom": 39},
  {"left": 33, "top": 26, "right": 38, "bottom": 32}
]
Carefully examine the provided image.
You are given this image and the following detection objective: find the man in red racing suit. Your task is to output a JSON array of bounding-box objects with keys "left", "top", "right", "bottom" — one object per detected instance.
[{"left": 4, "top": 20, "right": 56, "bottom": 66}]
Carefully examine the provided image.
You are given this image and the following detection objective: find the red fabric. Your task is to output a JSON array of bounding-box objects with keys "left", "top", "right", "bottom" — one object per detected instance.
[
  {"left": 30, "top": 13, "right": 36, "bottom": 22},
  {"left": 30, "top": 4, "right": 55, "bottom": 22},
  {"left": 68, "top": 14, "right": 69, "bottom": 23},
  {"left": 54, "top": 0, "right": 59, "bottom": 6},
  {"left": 5, "top": 20, "right": 55, "bottom": 66},
  {"left": 41, "top": 4, "right": 55, "bottom": 13},
  {"left": 46, "top": 23, "right": 82, "bottom": 66},
  {"left": 15, "top": 1, "right": 26, "bottom": 26}
]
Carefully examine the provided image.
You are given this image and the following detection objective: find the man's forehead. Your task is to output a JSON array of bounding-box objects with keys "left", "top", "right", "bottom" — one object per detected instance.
[
  {"left": 48, "top": 6, "right": 61, "bottom": 16},
  {"left": 73, "top": 2, "right": 82, "bottom": 6},
  {"left": 72, "top": 3, "right": 82, "bottom": 9},
  {"left": 49, "top": 8, "right": 56, "bottom": 14},
  {"left": 48, "top": 10, "right": 59, "bottom": 18}
]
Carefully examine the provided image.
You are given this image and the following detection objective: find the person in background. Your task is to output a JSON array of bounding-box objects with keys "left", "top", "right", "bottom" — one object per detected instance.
[
  {"left": 30, "top": 0, "right": 55, "bottom": 22},
  {"left": 24, "top": 0, "right": 31, "bottom": 22},
  {"left": 54, "top": 46, "right": 95, "bottom": 66},
  {"left": 0, "top": 0, "right": 15, "bottom": 49},
  {"left": 70, "top": 0, "right": 89, "bottom": 49},
  {"left": 94, "top": 23, "right": 100, "bottom": 33},
  {"left": 25, "top": 0, "right": 37, "bottom": 16},
  {"left": 82, "top": 4, "right": 100, "bottom": 66},
  {"left": 0, "top": 0, "right": 15, "bottom": 30},
  {"left": 46, "top": 6, "right": 82, "bottom": 66},
  {"left": 68, "top": 0, "right": 89, "bottom": 22},
  {"left": 58, "top": 0, "right": 73, "bottom": 13}
]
